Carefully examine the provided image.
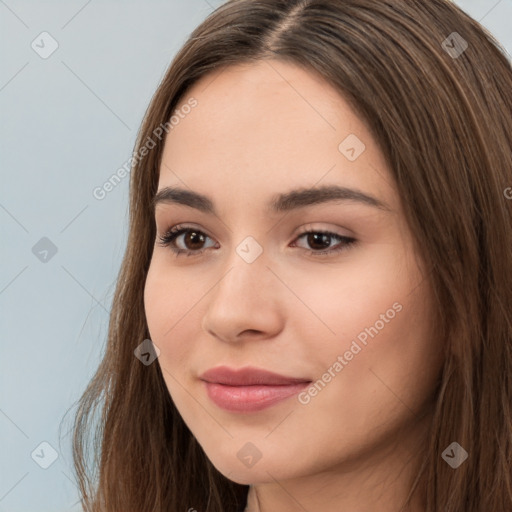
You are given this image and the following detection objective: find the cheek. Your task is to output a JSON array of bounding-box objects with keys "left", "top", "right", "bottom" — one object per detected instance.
[
  {"left": 284, "top": 244, "right": 412, "bottom": 354},
  {"left": 292, "top": 248, "right": 437, "bottom": 411},
  {"left": 144, "top": 265, "right": 201, "bottom": 419},
  {"left": 143, "top": 261, "right": 194, "bottom": 368},
  {"left": 309, "top": 289, "right": 437, "bottom": 427}
]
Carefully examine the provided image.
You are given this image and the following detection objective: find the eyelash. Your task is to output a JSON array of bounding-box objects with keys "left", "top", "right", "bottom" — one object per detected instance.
[{"left": 157, "top": 224, "right": 357, "bottom": 258}]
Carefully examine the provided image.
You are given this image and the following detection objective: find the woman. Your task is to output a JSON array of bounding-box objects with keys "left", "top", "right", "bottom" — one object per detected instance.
[{"left": 72, "top": 0, "right": 512, "bottom": 510}]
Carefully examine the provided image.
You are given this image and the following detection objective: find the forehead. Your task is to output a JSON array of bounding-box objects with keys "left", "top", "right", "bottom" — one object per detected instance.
[{"left": 158, "top": 60, "right": 396, "bottom": 213}]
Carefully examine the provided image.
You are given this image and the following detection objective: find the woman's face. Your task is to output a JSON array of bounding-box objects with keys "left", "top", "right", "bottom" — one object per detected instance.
[{"left": 144, "top": 60, "right": 442, "bottom": 487}]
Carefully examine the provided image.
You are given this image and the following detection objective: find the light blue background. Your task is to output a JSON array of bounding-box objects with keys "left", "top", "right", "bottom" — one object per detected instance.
[{"left": 1, "top": 1, "right": 510, "bottom": 510}]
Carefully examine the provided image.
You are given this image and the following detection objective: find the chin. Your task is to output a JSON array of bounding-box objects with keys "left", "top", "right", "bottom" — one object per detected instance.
[{"left": 204, "top": 445, "right": 300, "bottom": 485}]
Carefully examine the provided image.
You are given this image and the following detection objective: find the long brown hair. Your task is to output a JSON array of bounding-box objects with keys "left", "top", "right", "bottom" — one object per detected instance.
[{"left": 71, "top": 0, "right": 512, "bottom": 510}]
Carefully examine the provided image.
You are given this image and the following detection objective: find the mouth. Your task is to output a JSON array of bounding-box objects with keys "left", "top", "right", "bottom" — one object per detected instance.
[{"left": 199, "top": 365, "right": 312, "bottom": 413}]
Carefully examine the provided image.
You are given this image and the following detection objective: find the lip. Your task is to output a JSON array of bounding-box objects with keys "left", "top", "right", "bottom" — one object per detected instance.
[{"left": 199, "top": 366, "right": 311, "bottom": 412}]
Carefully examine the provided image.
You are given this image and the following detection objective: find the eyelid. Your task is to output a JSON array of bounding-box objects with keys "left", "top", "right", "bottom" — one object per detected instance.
[{"left": 295, "top": 222, "right": 353, "bottom": 238}]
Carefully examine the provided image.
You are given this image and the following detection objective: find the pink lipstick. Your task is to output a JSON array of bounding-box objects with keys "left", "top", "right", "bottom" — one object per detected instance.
[{"left": 199, "top": 366, "right": 311, "bottom": 412}]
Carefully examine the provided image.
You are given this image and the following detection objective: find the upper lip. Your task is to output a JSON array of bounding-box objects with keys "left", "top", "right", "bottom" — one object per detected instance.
[{"left": 199, "top": 366, "right": 311, "bottom": 386}]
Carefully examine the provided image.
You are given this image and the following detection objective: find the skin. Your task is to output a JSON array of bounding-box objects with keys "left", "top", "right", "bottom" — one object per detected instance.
[{"left": 144, "top": 60, "right": 444, "bottom": 512}]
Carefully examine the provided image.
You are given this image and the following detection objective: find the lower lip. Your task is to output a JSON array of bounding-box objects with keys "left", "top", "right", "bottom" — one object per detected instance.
[{"left": 203, "top": 381, "right": 311, "bottom": 412}]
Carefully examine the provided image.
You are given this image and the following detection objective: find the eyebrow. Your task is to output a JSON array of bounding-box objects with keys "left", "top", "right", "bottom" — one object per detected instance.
[{"left": 152, "top": 184, "right": 391, "bottom": 214}]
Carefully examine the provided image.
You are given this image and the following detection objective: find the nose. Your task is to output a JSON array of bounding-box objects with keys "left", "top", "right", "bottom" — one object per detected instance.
[{"left": 201, "top": 254, "right": 284, "bottom": 344}]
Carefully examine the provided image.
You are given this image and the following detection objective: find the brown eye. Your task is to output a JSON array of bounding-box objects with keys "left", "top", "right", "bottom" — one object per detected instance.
[
  {"left": 292, "top": 230, "right": 357, "bottom": 256},
  {"left": 158, "top": 226, "right": 217, "bottom": 256}
]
